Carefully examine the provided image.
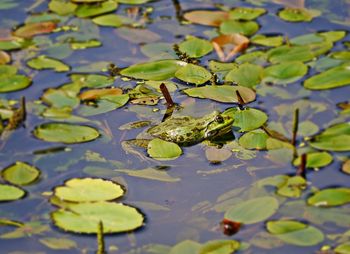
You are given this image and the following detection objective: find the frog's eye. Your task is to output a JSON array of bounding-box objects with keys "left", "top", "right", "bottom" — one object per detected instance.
[{"left": 215, "top": 115, "right": 224, "bottom": 123}]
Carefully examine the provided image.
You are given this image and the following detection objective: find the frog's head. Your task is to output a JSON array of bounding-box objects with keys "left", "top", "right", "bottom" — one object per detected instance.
[{"left": 204, "top": 111, "right": 234, "bottom": 139}]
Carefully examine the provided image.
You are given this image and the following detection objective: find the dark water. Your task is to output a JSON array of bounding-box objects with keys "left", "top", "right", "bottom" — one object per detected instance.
[{"left": 0, "top": 0, "right": 350, "bottom": 253}]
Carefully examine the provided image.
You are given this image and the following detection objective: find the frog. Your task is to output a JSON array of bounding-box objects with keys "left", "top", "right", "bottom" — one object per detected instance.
[{"left": 147, "top": 110, "right": 234, "bottom": 146}]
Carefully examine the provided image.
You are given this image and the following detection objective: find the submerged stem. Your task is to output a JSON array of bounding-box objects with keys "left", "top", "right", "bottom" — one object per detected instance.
[{"left": 291, "top": 108, "right": 299, "bottom": 146}]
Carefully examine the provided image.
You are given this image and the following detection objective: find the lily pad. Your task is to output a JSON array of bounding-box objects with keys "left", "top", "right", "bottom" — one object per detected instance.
[
  {"left": 92, "top": 14, "right": 123, "bottom": 27},
  {"left": 183, "top": 10, "right": 229, "bottom": 27},
  {"left": 27, "top": 55, "right": 70, "bottom": 72},
  {"left": 278, "top": 8, "right": 320, "bottom": 22},
  {"left": 334, "top": 242, "right": 350, "bottom": 254},
  {"left": 70, "top": 74, "right": 113, "bottom": 88},
  {"left": 169, "top": 240, "right": 201, "bottom": 254},
  {"left": 39, "top": 237, "right": 77, "bottom": 250},
  {"left": 307, "top": 188, "right": 350, "bottom": 207},
  {"left": 310, "top": 123, "right": 350, "bottom": 151},
  {"left": 13, "top": 21, "right": 56, "bottom": 38},
  {"left": 0, "top": 75, "right": 31, "bottom": 93},
  {"left": 263, "top": 61, "right": 308, "bottom": 85},
  {"left": 51, "top": 202, "right": 144, "bottom": 234},
  {"left": 75, "top": 0, "right": 118, "bottom": 18},
  {"left": 49, "top": 0, "right": 77, "bottom": 16},
  {"left": 224, "top": 196, "right": 278, "bottom": 224},
  {"left": 147, "top": 138, "right": 182, "bottom": 161},
  {"left": 115, "top": 168, "right": 180, "bottom": 182},
  {"left": 0, "top": 50, "right": 10, "bottom": 64},
  {"left": 293, "top": 152, "right": 333, "bottom": 168},
  {"left": 2, "top": 162, "right": 40, "bottom": 186},
  {"left": 232, "top": 108, "right": 268, "bottom": 132},
  {"left": 276, "top": 176, "right": 306, "bottom": 198},
  {"left": 238, "top": 129, "right": 268, "bottom": 150},
  {"left": 220, "top": 20, "right": 259, "bottom": 36},
  {"left": 199, "top": 240, "right": 240, "bottom": 254},
  {"left": 33, "top": 123, "right": 100, "bottom": 144},
  {"left": 251, "top": 34, "right": 284, "bottom": 47},
  {"left": 120, "top": 60, "right": 186, "bottom": 81},
  {"left": 175, "top": 64, "right": 212, "bottom": 85},
  {"left": 54, "top": 178, "right": 124, "bottom": 202},
  {"left": 225, "top": 63, "right": 263, "bottom": 88},
  {"left": 267, "top": 220, "right": 324, "bottom": 246},
  {"left": 184, "top": 85, "right": 256, "bottom": 103},
  {"left": 178, "top": 36, "right": 213, "bottom": 58},
  {"left": 229, "top": 7, "right": 266, "bottom": 20},
  {"left": 0, "top": 184, "right": 25, "bottom": 201},
  {"left": 304, "top": 64, "right": 350, "bottom": 90}
]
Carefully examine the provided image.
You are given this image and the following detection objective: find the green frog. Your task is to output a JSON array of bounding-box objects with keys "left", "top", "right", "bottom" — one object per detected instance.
[{"left": 147, "top": 110, "right": 234, "bottom": 146}]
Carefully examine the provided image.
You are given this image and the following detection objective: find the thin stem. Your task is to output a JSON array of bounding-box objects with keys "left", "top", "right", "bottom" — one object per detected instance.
[
  {"left": 171, "top": 0, "right": 183, "bottom": 23},
  {"left": 97, "top": 221, "right": 105, "bottom": 254},
  {"left": 296, "top": 153, "right": 307, "bottom": 178},
  {"left": 160, "top": 83, "right": 174, "bottom": 107},
  {"left": 235, "top": 90, "right": 245, "bottom": 109},
  {"left": 291, "top": 108, "right": 299, "bottom": 146}
]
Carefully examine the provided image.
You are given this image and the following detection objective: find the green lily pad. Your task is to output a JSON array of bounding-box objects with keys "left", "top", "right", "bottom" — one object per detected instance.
[
  {"left": 51, "top": 202, "right": 144, "bottom": 234},
  {"left": 0, "top": 65, "right": 17, "bottom": 78},
  {"left": 33, "top": 123, "right": 100, "bottom": 144},
  {"left": 276, "top": 176, "right": 306, "bottom": 198},
  {"left": 140, "top": 42, "right": 177, "bottom": 60},
  {"left": 0, "top": 38, "right": 25, "bottom": 50},
  {"left": 251, "top": 34, "right": 283, "bottom": 47},
  {"left": 115, "top": 168, "right": 181, "bottom": 182},
  {"left": 278, "top": 8, "right": 320, "bottom": 22},
  {"left": 335, "top": 242, "right": 350, "bottom": 254},
  {"left": 178, "top": 36, "right": 213, "bottom": 58},
  {"left": 70, "top": 74, "right": 113, "bottom": 88},
  {"left": 54, "top": 178, "right": 124, "bottom": 202},
  {"left": 310, "top": 123, "right": 350, "bottom": 151},
  {"left": 48, "top": 0, "right": 77, "bottom": 16},
  {"left": 267, "top": 45, "right": 313, "bottom": 63},
  {"left": 238, "top": 129, "right": 268, "bottom": 150},
  {"left": 307, "top": 188, "right": 350, "bottom": 207},
  {"left": 117, "top": 0, "right": 151, "bottom": 4},
  {"left": 120, "top": 60, "right": 186, "bottom": 81},
  {"left": 235, "top": 51, "right": 267, "bottom": 65},
  {"left": 184, "top": 85, "right": 256, "bottom": 103},
  {"left": 92, "top": 14, "right": 123, "bottom": 27},
  {"left": 267, "top": 220, "right": 324, "bottom": 246},
  {"left": 169, "top": 240, "right": 201, "bottom": 254},
  {"left": 39, "top": 237, "right": 77, "bottom": 250},
  {"left": 232, "top": 108, "right": 268, "bottom": 132},
  {"left": 304, "top": 64, "right": 350, "bottom": 90},
  {"left": 2, "top": 162, "right": 40, "bottom": 186},
  {"left": 293, "top": 152, "right": 333, "bottom": 168},
  {"left": 0, "top": 184, "right": 25, "bottom": 201},
  {"left": 220, "top": 20, "right": 259, "bottom": 36},
  {"left": 42, "top": 88, "right": 80, "bottom": 109},
  {"left": 147, "top": 138, "right": 182, "bottom": 161},
  {"left": 0, "top": 75, "right": 31, "bottom": 93},
  {"left": 224, "top": 196, "right": 278, "bottom": 224},
  {"left": 199, "top": 240, "right": 240, "bottom": 254},
  {"left": 70, "top": 40, "right": 102, "bottom": 50},
  {"left": 263, "top": 61, "right": 308, "bottom": 85},
  {"left": 27, "top": 55, "right": 70, "bottom": 72},
  {"left": 225, "top": 63, "right": 263, "bottom": 88},
  {"left": 75, "top": 0, "right": 118, "bottom": 18},
  {"left": 175, "top": 64, "right": 212, "bottom": 85},
  {"left": 229, "top": 7, "right": 266, "bottom": 20}
]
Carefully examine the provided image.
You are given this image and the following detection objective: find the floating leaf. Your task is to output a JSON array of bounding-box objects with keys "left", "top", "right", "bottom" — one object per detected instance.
[
  {"left": 0, "top": 50, "right": 10, "bottom": 64},
  {"left": 293, "top": 152, "right": 333, "bottom": 168},
  {"left": 2, "top": 162, "right": 40, "bottom": 186},
  {"left": 178, "top": 36, "right": 213, "bottom": 58},
  {"left": 79, "top": 88, "right": 123, "bottom": 101},
  {"left": 71, "top": 74, "right": 113, "bottom": 88},
  {"left": 147, "top": 138, "right": 182, "bottom": 161},
  {"left": 0, "top": 38, "right": 24, "bottom": 50},
  {"left": 211, "top": 34, "right": 249, "bottom": 62},
  {"left": 0, "top": 65, "right": 17, "bottom": 78},
  {"left": 0, "top": 75, "right": 31, "bottom": 93},
  {"left": 115, "top": 168, "right": 181, "bottom": 182},
  {"left": 120, "top": 60, "right": 186, "bottom": 81},
  {"left": 75, "top": 0, "right": 118, "bottom": 18},
  {"left": 33, "top": 123, "right": 100, "bottom": 143},
  {"left": 310, "top": 123, "right": 350, "bottom": 151},
  {"left": 232, "top": 108, "right": 268, "bottom": 132},
  {"left": 54, "top": 178, "right": 124, "bottom": 202},
  {"left": 48, "top": 0, "right": 77, "bottom": 16},
  {"left": 276, "top": 176, "right": 306, "bottom": 198},
  {"left": 239, "top": 129, "right": 268, "bottom": 150},
  {"left": 229, "top": 7, "right": 266, "bottom": 20},
  {"left": 42, "top": 88, "right": 80, "bottom": 109},
  {"left": 334, "top": 242, "right": 350, "bottom": 254},
  {"left": 0, "top": 184, "right": 25, "bottom": 201},
  {"left": 39, "top": 237, "right": 77, "bottom": 250},
  {"left": 92, "top": 14, "right": 122, "bottom": 27},
  {"left": 169, "top": 240, "right": 201, "bottom": 254},
  {"left": 220, "top": 20, "right": 259, "bottom": 36},
  {"left": 304, "top": 64, "right": 350, "bottom": 90},
  {"left": 263, "top": 61, "right": 308, "bottom": 85},
  {"left": 267, "top": 220, "right": 324, "bottom": 246},
  {"left": 183, "top": 10, "right": 229, "bottom": 27},
  {"left": 116, "top": 27, "right": 161, "bottom": 44},
  {"left": 307, "top": 188, "right": 350, "bottom": 207},
  {"left": 225, "top": 63, "right": 263, "bottom": 88},
  {"left": 205, "top": 147, "right": 232, "bottom": 163},
  {"left": 175, "top": 64, "right": 212, "bottom": 85},
  {"left": 140, "top": 43, "right": 177, "bottom": 60},
  {"left": 251, "top": 34, "right": 283, "bottom": 47},
  {"left": 51, "top": 202, "right": 144, "bottom": 234},
  {"left": 268, "top": 45, "right": 313, "bottom": 63},
  {"left": 342, "top": 160, "right": 350, "bottom": 175},
  {"left": 116, "top": 0, "right": 152, "bottom": 4},
  {"left": 27, "top": 55, "right": 70, "bottom": 72},
  {"left": 224, "top": 196, "right": 278, "bottom": 224},
  {"left": 184, "top": 85, "right": 256, "bottom": 103},
  {"left": 278, "top": 8, "right": 320, "bottom": 22},
  {"left": 70, "top": 39, "right": 102, "bottom": 50},
  {"left": 13, "top": 21, "right": 56, "bottom": 38},
  {"left": 199, "top": 240, "right": 240, "bottom": 254}
]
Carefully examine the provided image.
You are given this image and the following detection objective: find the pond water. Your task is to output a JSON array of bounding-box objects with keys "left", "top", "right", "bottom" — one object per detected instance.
[{"left": 0, "top": 0, "right": 350, "bottom": 253}]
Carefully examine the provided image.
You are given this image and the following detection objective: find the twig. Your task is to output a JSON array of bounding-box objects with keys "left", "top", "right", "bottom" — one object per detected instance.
[
  {"left": 160, "top": 83, "right": 174, "bottom": 107},
  {"left": 235, "top": 90, "right": 245, "bottom": 109}
]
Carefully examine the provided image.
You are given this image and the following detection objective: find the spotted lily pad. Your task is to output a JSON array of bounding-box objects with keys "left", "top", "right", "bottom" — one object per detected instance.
[
  {"left": 184, "top": 85, "right": 256, "bottom": 103},
  {"left": 267, "top": 220, "right": 324, "bottom": 246},
  {"left": 51, "top": 202, "right": 144, "bottom": 234},
  {"left": 224, "top": 196, "right": 278, "bottom": 224},
  {"left": 0, "top": 184, "right": 25, "bottom": 201},
  {"left": 147, "top": 138, "right": 182, "bottom": 161},
  {"left": 33, "top": 123, "right": 100, "bottom": 143},
  {"left": 307, "top": 188, "right": 350, "bottom": 207},
  {"left": 175, "top": 64, "right": 212, "bottom": 85},
  {"left": 278, "top": 8, "right": 320, "bottom": 22},
  {"left": 2, "top": 162, "right": 40, "bottom": 186},
  {"left": 54, "top": 178, "right": 124, "bottom": 202},
  {"left": 120, "top": 60, "right": 186, "bottom": 81},
  {"left": 27, "top": 55, "right": 70, "bottom": 72}
]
